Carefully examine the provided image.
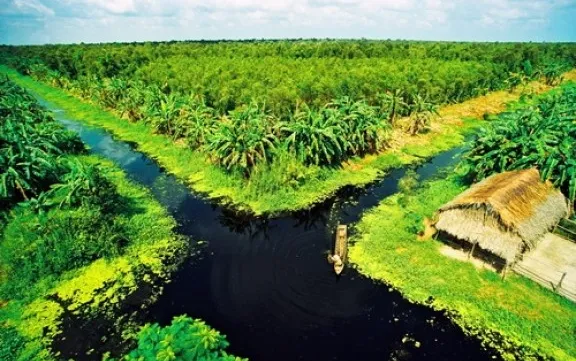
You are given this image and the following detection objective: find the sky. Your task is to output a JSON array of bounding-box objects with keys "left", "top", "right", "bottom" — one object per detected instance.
[{"left": 1, "top": 0, "right": 575, "bottom": 44}]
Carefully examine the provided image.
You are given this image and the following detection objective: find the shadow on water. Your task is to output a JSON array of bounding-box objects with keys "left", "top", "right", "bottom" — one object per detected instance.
[{"left": 51, "top": 110, "right": 499, "bottom": 361}]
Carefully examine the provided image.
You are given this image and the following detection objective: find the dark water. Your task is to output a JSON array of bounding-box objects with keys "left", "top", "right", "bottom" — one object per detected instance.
[{"left": 48, "top": 107, "right": 499, "bottom": 361}]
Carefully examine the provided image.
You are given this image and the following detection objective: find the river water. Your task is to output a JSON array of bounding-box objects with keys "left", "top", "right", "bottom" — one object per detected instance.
[{"left": 46, "top": 104, "right": 499, "bottom": 361}]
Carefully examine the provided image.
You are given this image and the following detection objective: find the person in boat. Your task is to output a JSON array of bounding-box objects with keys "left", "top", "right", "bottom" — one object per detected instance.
[
  {"left": 327, "top": 254, "right": 344, "bottom": 274},
  {"left": 328, "top": 254, "right": 343, "bottom": 266}
]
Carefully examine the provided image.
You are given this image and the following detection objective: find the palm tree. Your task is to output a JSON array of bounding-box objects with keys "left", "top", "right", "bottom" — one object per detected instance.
[
  {"left": 505, "top": 72, "right": 529, "bottom": 93},
  {"left": 464, "top": 98, "right": 576, "bottom": 205},
  {"left": 379, "top": 89, "right": 408, "bottom": 127},
  {"left": 540, "top": 62, "right": 565, "bottom": 86},
  {"left": 331, "top": 97, "right": 390, "bottom": 155},
  {"left": 181, "top": 96, "right": 217, "bottom": 148},
  {"left": 407, "top": 94, "right": 438, "bottom": 136},
  {"left": 285, "top": 104, "right": 344, "bottom": 166},
  {"left": 150, "top": 93, "right": 182, "bottom": 137},
  {"left": 206, "top": 103, "right": 281, "bottom": 176}
]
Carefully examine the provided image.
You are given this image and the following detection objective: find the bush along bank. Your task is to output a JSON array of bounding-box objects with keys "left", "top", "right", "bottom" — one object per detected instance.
[
  {"left": 104, "top": 316, "right": 246, "bottom": 361},
  {"left": 349, "top": 84, "right": 576, "bottom": 361},
  {"left": 5, "top": 65, "right": 553, "bottom": 216},
  {"left": 4, "top": 59, "right": 573, "bottom": 216},
  {"left": 0, "top": 78, "right": 189, "bottom": 361}
]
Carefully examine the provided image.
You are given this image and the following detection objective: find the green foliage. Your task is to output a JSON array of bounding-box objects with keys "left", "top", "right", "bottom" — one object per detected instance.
[
  {"left": 247, "top": 146, "right": 318, "bottom": 195},
  {"left": 49, "top": 159, "right": 123, "bottom": 213},
  {"left": 407, "top": 94, "right": 438, "bottom": 136},
  {"left": 118, "top": 316, "right": 245, "bottom": 361},
  {"left": 183, "top": 97, "right": 217, "bottom": 148},
  {"left": 285, "top": 104, "right": 344, "bottom": 166},
  {"left": 350, "top": 173, "right": 576, "bottom": 361},
  {"left": 463, "top": 83, "right": 576, "bottom": 204},
  {"left": 0, "top": 197, "right": 129, "bottom": 300},
  {"left": 285, "top": 97, "right": 390, "bottom": 166},
  {"left": 0, "top": 79, "right": 189, "bottom": 361},
  {"left": 206, "top": 103, "right": 281, "bottom": 176},
  {"left": 379, "top": 89, "right": 408, "bottom": 126},
  {"left": 0, "top": 325, "right": 26, "bottom": 361},
  {"left": 0, "top": 77, "right": 84, "bottom": 209},
  {"left": 3, "top": 40, "right": 574, "bottom": 116},
  {"left": 331, "top": 96, "right": 390, "bottom": 156},
  {"left": 0, "top": 66, "right": 489, "bottom": 214},
  {"left": 3, "top": 41, "right": 574, "bottom": 180},
  {"left": 541, "top": 62, "right": 570, "bottom": 86}
]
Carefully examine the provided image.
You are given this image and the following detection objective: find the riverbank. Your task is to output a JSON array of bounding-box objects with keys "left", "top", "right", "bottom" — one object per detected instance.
[
  {"left": 0, "top": 82, "right": 191, "bottom": 361},
  {"left": 348, "top": 175, "right": 576, "bottom": 358},
  {"left": 0, "top": 154, "right": 189, "bottom": 361},
  {"left": 5, "top": 67, "right": 570, "bottom": 216}
]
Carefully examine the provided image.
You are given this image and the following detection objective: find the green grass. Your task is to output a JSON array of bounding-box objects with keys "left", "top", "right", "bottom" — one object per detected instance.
[
  {"left": 0, "top": 155, "right": 187, "bottom": 361},
  {"left": 349, "top": 173, "right": 576, "bottom": 361},
  {"left": 0, "top": 66, "right": 482, "bottom": 215}
]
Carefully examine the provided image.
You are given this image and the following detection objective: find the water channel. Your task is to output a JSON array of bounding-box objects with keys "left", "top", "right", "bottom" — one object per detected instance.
[{"left": 45, "top": 103, "right": 499, "bottom": 361}]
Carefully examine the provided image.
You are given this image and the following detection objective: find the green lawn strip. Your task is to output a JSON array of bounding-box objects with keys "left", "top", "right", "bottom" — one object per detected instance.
[
  {"left": 0, "top": 66, "right": 481, "bottom": 215},
  {"left": 349, "top": 175, "right": 576, "bottom": 361},
  {"left": 0, "top": 155, "right": 188, "bottom": 361}
]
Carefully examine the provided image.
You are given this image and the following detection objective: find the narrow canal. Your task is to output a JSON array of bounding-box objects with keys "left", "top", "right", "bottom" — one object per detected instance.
[{"left": 46, "top": 103, "right": 499, "bottom": 361}]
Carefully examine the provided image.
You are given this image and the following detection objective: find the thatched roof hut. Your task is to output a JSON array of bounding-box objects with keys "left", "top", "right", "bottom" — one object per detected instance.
[{"left": 435, "top": 168, "right": 568, "bottom": 263}]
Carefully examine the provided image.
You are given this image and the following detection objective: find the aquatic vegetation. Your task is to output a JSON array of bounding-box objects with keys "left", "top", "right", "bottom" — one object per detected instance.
[
  {"left": 0, "top": 79, "right": 188, "bottom": 361},
  {"left": 351, "top": 84, "right": 576, "bottom": 361},
  {"left": 349, "top": 171, "right": 576, "bottom": 361}
]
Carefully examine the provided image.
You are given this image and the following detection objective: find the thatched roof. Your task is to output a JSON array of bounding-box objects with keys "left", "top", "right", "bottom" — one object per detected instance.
[{"left": 436, "top": 168, "right": 568, "bottom": 262}]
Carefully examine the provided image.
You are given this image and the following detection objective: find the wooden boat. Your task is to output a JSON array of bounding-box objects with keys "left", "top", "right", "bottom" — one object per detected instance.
[{"left": 328, "top": 225, "right": 347, "bottom": 275}]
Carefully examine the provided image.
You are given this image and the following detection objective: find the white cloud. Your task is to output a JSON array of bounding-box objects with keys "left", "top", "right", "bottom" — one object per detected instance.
[
  {"left": 85, "top": 0, "right": 136, "bottom": 14},
  {"left": 1, "top": 0, "right": 575, "bottom": 43},
  {"left": 13, "top": 0, "right": 55, "bottom": 16}
]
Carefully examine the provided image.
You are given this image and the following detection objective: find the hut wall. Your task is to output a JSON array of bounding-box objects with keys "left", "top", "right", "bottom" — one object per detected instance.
[
  {"left": 517, "top": 191, "right": 569, "bottom": 248},
  {"left": 436, "top": 208, "right": 523, "bottom": 262}
]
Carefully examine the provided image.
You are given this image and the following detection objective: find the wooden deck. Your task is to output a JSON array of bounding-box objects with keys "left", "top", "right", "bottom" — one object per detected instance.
[{"left": 513, "top": 233, "right": 576, "bottom": 302}]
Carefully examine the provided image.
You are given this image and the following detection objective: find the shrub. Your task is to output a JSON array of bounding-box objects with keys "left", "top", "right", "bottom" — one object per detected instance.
[
  {"left": 0, "top": 206, "right": 128, "bottom": 299},
  {"left": 116, "top": 316, "right": 246, "bottom": 361}
]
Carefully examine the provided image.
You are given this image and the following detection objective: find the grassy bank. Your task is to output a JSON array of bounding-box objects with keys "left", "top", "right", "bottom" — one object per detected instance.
[
  {"left": 0, "top": 78, "right": 242, "bottom": 361},
  {"left": 0, "top": 155, "right": 188, "bottom": 361},
  {"left": 0, "top": 66, "right": 495, "bottom": 215},
  {"left": 348, "top": 170, "right": 576, "bottom": 361},
  {"left": 0, "top": 74, "right": 188, "bottom": 361}
]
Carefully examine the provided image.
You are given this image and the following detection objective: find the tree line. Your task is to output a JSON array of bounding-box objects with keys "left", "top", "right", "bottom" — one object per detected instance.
[{"left": 0, "top": 40, "right": 573, "bottom": 178}]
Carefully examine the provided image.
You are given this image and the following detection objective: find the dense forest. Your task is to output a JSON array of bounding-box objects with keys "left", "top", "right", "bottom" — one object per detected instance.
[
  {"left": 2, "top": 41, "right": 575, "bottom": 115},
  {"left": 1, "top": 40, "right": 575, "bottom": 207}
]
